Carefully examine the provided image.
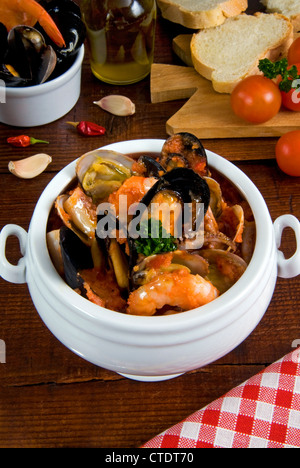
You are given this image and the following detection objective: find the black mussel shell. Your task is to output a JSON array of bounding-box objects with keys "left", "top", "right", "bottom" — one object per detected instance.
[
  {"left": 0, "top": 63, "right": 30, "bottom": 87},
  {"left": 60, "top": 226, "right": 94, "bottom": 290},
  {"left": 38, "top": 0, "right": 86, "bottom": 76},
  {"left": 137, "top": 155, "right": 165, "bottom": 178},
  {"left": 0, "top": 23, "right": 29, "bottom": 86},
  {"left": 161, "top": 133, "right": 208, "bottom": 176},
  {"left": 128, "top": 168, "right": 211, "bottom": 271},
  {"left": 4, "top": 26, "right": 56, "bottom": 86},
  {"left": 141, "top": 168, "right": 210, "bottom": 213},
  {"left": 8, "top": 26, "right": 45, "bottom": 80},
  {"left": 0, "top": 23, "right": 8, "bottom": 63}
]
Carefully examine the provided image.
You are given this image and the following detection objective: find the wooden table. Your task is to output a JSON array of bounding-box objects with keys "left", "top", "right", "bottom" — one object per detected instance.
[{"left": 0, "top": 0, "right": 299, "bottom": 448}]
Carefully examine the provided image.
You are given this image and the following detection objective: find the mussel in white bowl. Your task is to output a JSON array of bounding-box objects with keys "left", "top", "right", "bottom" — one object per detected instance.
[{"left": 0, "top": 136, "right": 300, "bottom": 382}]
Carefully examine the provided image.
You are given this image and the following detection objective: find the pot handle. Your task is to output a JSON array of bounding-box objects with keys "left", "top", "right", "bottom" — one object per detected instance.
[
  {"left": 274, "top": 214, "right": 300, "bottom": 279},
  {"left": 0, "top": 224, "right": 28, "bottom": 284}
]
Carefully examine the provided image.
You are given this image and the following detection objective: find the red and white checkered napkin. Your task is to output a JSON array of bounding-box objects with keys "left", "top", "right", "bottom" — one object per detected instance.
[{"left": 143, "top": 350, "right": 300, "bottom": 448}]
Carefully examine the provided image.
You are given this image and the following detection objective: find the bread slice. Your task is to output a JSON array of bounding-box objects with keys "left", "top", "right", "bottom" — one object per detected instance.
[
  {"left": 156, "top": 0, "right": 248, "bottom": 29},
  {"left": 261, "top": 0, "right": 300, "bottom": 30},
  {"left": 191, "top": 13, "right": 293, "bottom": 93}
]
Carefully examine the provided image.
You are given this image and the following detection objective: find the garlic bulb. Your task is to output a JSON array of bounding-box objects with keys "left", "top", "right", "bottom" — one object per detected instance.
[
  {"left": 94, "top": 95, "right": 136, "bottom": 116},
  {"left": 8, "top": 153, "right": 52, "bottom": 179}
]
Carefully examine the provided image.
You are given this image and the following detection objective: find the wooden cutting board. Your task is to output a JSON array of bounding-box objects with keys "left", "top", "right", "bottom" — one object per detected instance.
[{"left": 150, "top": 35, "right": 300, "bottom": 139}]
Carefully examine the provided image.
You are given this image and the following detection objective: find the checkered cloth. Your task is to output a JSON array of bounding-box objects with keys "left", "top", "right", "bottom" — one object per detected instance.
[{"left": 142, "top": 350, "right": 300, "bottom": 448}]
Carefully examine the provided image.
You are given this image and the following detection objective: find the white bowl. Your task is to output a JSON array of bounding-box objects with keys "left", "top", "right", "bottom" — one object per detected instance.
[
  {"left": 0, "top": 46, "right": 84, "bottom": 127},
  {"left": 1, "top": 139, "right": 300, "bottom": 381}
]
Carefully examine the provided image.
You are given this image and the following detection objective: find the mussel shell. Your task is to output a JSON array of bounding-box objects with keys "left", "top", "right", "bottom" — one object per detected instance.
[
  {"left": 59, "top": 226, "right": 94, "bottom": 290},
  {"left": 0, "top": 23, "right": 8, "bottom": 63},
  {"left": 128, "top": 168, "right": 210, "bottom": 272},
  {"left": 4, "top": 25, "right": 57, "bottom": 86},
  {"left": 161, "top": 133, "right": 208, "bottom": 176},
  {"left": 137, "top": 155, "right": 165, "bottom": 178},
  {"left": 8, "top": 26, "right": 46, "bottom": 80},
  {"left": 38, "top": 0, "right": 86, "bottom": 76},
  {"left": 140, "top": 167, "right": 210, "bottom": 213},
  {"left": 0, "top": 64, "right": 30, "bottom": 87}
]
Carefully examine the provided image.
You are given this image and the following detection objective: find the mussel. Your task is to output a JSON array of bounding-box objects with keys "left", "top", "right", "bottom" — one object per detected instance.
[
  {"left": 58, "top": 225, "right": 94, "bottom": 291},
  {"left": 0, "top": 24, "right": 56, "bottom": 86},
  {"left": 128, "top": 167, "right": 211, "bottom": 269},
  {"left": 47, "top": 225, "right": 127, "bottom": 311},
  {"left": 0, "top": 0, "right": 85, "bottom": 87},
  {"left": 136, "top": 155, "right": 165, "bottom": 178},
  {"left": 38, "top": 0, "right": 86, "bottom": 77},
  {"left": 160, "top": 133, "right": 208, "bottom": 176}
]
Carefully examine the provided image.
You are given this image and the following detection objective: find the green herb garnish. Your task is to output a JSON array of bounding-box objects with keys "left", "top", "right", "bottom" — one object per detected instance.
[
  {"left": 258, "top": 58, "right": 300, "bottom": 93},
  {"left": 135, "top": 219, "right": 177, "bottom": 257}
]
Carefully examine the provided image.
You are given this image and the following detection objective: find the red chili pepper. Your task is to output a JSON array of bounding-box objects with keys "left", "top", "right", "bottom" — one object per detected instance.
[
  {"left": 67, "top": 121, "right": 106, "bottom": 136},
  {"left": 7, "top": 135, "right": 49, "bottom": 147}
]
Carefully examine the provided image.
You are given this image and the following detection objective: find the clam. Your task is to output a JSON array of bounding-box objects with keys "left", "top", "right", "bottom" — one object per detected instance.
[
  {"left": 76, "top": 150, "right": 135, "bottom": 203},
  {"left": 55, "top": 185, "right": 97, "bottom": 247},
  {"left": 204, "top": 176, "right": 223, "bottom": 218},
  {"left": 200, "top": 249, "right": 247, "bottom": 294},
  {"left": 241, "top": 220, "right": 256, "bottom": 264},
  {"left": 131, "top": 250, "right": 209, "bottom": 289}
]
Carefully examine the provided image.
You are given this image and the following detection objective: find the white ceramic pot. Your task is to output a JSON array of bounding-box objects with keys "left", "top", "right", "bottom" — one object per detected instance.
[
  {"left": 1, "top": 139, "right": 300, "bottom": 382},
  {"left": 0, "top": 46, "right": 84, "bottom": 127}
]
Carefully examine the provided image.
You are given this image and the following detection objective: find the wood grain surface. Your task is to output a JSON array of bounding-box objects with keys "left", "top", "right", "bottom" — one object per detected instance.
[{"left": 0, "top": 0, "right": 299, "bottom": 448}]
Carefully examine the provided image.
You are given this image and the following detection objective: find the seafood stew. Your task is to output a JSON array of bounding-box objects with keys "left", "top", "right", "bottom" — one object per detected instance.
[{"left": 47, "top": 134, "right": 256, "bottom": 316}]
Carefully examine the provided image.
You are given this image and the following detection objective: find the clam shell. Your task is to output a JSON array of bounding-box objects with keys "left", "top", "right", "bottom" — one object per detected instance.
[{"left": 76, "top": 149, "right": 134, "bottom": 202}]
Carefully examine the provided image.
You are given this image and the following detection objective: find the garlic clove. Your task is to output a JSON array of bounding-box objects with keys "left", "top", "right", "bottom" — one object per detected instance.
[
  {"left": 8, "top": 153, "right": 52, "bottom": 179},
  {"left": 94, "top": 95, "right": 136, "bottom": 116}
]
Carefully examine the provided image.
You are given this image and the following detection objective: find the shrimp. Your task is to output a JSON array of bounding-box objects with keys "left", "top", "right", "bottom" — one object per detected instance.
[
  {"left": 0, "top": 0, "right": 65, "bottom": 47},
  {"left": 127, "top": 269, "right": 219, "bottom": 316},
  {"left": 108, "top": 176, "right": 157, "bottom": 211}
]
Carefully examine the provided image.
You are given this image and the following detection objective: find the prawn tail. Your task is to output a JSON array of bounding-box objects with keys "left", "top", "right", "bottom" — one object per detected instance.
[{"left": 38, "top": 11, "right": 66, "bottom": 48}]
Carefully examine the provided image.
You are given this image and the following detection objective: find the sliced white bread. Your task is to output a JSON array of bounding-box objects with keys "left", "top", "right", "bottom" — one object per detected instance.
[
  {"left": 191, "top": 13, "right": 293, "bottom": 93},
  {"left": 261, "top": 0, "right": 300, "bottom": 30},
  {"left": 156, "top": 0, "right": 248, "bottom": 29}
]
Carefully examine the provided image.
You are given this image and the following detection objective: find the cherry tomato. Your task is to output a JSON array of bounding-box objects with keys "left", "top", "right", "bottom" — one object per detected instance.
[
  {"left": 275, "top": 130, "right": 300, "bottom": 176},
  {"left": 230, "top": 75, "right": 282, "bottom": 124},
  {"left": 279, "top": 63, "right": 300, "bottom": 112},
  {"left": 288, "top": 37, "right": 300, "bottom": 65}
]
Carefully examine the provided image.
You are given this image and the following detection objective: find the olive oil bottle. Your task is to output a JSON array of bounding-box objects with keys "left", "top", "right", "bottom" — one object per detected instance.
[{"left": 80, "top": 0, "right": 157, "bottom": 85}]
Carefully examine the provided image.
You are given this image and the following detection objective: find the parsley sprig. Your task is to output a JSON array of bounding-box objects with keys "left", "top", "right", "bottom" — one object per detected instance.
[
  {"left": 258, "top": 58, "right": 300, "bottom": 93},
  {"left": 135, "top": 219, "right": 177, "bottom": 257}
]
